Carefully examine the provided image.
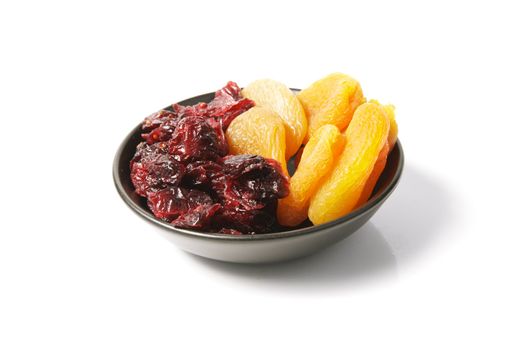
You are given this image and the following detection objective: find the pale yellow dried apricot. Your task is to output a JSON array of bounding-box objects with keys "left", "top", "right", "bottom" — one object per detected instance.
[
  {"left": 242, "top": 79, "right": 308, "bottom": 159},
  {"left": 226, "top": 106, "right": 288, "bottom": 175},
  {"left": 298, "top": 73, "right": 366, "bottom": 140},
  {"left": 308, "top": 102, "right": 390, "bottom": 225},
  {"left": 277, "top": 125, "right": 344, "bottom": 227}
]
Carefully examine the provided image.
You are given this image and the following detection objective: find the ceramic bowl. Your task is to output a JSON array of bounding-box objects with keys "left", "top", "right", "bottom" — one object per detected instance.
[{"left": 113, "top": 91, "right": 404, "bottom": 263}]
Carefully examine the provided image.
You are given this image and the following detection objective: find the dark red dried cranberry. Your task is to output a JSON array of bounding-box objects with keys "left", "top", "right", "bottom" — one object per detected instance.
[
  {"left": 131, "top": 142, "right": 163, "bottom": 163},
  {"left": 130, "top": 143, "right": 184, "bottom": 196},
  {"left": 142, "top": 110, "right": 180, "bottom": 132},
  {"left": 131, "top": 83, "right": 291, "bottom": 234},
  {"left": 213, "top": 207, "right": 277, "bottom": 234},
  {"left": 206, "top": 81, "right": 255, "bottom": 129},
  {"left": 142, "top": 117, "right": 181, "bottom": 144},
  {"left": 170, "top": 82, "right": 254, "bottom": 130},
  {"left": 168, "top": 117, "right": 228, "bottom": 163},
  {"left": 183, "top": 161, "right": 223, "bottom": 189},
  {"left": 146, "top": 187, "right": 213, "bottom": 221},
  {"left": 216, "top": 155, "right": 289, "bottom": 210},
  {"left": 172, "top": 203, "right": 221, "bottom": 229}
]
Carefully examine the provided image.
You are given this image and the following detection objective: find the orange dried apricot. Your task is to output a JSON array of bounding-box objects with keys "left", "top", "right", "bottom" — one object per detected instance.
[
  {"left": 298, "top": 73, "right": 366, "bottom": 141},
  {"left": 242, "top": 79, "right": 308, "bottom": 159},
  {"left": 277, "top": 125, "right": 344, "bottom": 227},
  {"left": 226, "top": 106, "right": 288, "bottom": 175},
  {"left": 355, "top": 141, "right": 389, "bottom": 208},
  {"left": 370, "top": 100, "right": 397, "bottom": 149},
  {"left": 308, "top": 102, "right": 390, "bottom": 225},
  {"left": 355, "top": 101, "right": 398, "bottom": 207}
]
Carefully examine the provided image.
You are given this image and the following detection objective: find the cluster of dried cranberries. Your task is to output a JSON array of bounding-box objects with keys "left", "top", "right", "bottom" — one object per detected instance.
[{"left": 130, "top": 82, "right": 290, "bottom": 234}]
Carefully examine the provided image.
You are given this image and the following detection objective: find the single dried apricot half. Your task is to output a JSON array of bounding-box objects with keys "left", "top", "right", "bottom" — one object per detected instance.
[
  {"left": 277, "top": 124, "right": 344, "bottom": 227},
  {"left": 298, "top": 72, "right": 366, "bottom": 141},
  {"left": 225, "top": 106, "right": 288, "bottom": 175},
  {"left": 355, "top": 101, "right": 398, "bottom": 208},
  {"left": 308, "top": 102, "right": 390, "bottom": 225},
  {"left": 355, "top": 140, "right": 389, "bottom": 208},
  {"left": 370, "top": 99, "right": 397, "bottom": 149},
  {"left": 242, "top": 79, "right": 308, "bottom": 159}
]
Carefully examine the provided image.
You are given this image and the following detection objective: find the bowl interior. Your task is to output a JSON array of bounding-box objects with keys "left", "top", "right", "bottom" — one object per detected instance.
[{"left": 113, "top": 91, "right": 403, "bottom": 239}]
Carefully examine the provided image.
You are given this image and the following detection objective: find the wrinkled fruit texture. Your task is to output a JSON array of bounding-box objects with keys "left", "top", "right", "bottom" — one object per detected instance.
[
  {"left": 370, "top": 99, "right": 398, "bottom": 149},
  {"left": 298, "top": 72, "right": 366, "bottom": 141},
  {"left": 130, "top": 82, "right": 289, "bottom": 234},
  {"left": 355, "top": 101, "right": 398, "bottom": 208},
  {"left": 242, "top": 79, "right": 308, "bottom": 159},
  {"left": 277, "top": 125, "right": 344, "bottom": 227},
  {"left": 308, "top": 102, "right": 390, "bottom": 225},
  {"left": 225, "top": 106, "right": 288, "bottom": 176}
]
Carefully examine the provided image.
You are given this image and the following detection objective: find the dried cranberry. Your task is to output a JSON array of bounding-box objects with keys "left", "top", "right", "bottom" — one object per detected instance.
[
  {"left": 130, "top": 143, "right": 184, "bottom": 196},
  {"left": 183, "top": 161, "right": 223, "bottom": 190},
  {"left": 170, "top": 81, "right": 254, "bottom": 130},
  {"left": 168, "top": 117, "right": 228, "bottom": 163},
  {"left": 172, "top": 203, "right": 221, "bottom": 229},
  {"left": 216, "top": 155, "right": 289, "bottom": 210},
  {"left": 213, "top": 207, "right": 277, "bottom": 234},
  {"left": 130, "top": 82, "right": 290, "bottom": 234},
  {"left": 142, "top": 110, "right": 180, "bottom": 132},
  {"left": 206, "top": 81, "right": 255, "bottom": 129},
  {"left": 146, "top": 187, "right": 213, "bottom": 221},
  {"left": 131, "top": 142, "right": 163, "bottom": 163},
  {"left": 142, "top": 117, "right": 181, "bottom": 144}
]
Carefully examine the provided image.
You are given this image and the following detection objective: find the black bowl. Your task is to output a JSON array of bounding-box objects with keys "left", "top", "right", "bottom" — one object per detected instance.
[{"left": 113, "top": 91, "right": 404, "bottom": 263}]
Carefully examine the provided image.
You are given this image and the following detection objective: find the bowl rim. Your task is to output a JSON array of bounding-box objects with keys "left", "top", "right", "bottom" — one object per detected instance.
[{"left": 113, "top": 91, "right": 404, "bottom": 241}]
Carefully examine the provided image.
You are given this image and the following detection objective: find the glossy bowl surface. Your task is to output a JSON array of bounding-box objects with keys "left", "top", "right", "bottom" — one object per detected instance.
[{"left": 113, "top": 91, "right": 404, "bottom": 263}]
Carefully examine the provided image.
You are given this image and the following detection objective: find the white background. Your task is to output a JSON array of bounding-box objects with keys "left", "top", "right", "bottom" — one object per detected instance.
[{"left": 1, "top": 1, "right": 524, "bottom": 349}]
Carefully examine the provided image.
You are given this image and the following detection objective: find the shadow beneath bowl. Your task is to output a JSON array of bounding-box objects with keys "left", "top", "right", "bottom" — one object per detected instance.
[
  {"left": 373, "top": 163, "right": 457, "bottom": 264},
  {"left": 187, "top": 223, "right": 397, "bottom": 290},
  {"left": 187, "top": 163, "right": 456, "bottom": 290}
]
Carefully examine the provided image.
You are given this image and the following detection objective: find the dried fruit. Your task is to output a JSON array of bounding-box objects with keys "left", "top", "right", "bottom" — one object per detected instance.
[
  {"left": 182, "top": 160, "right": 223, "bottom": 191},
  {"left": 277, "top": 125, "right": 344, "bottom": 227},
  {"left": 242, "top": 79, "right": 308, "bottom": 158},
  {"left": 170, "top": 81, "right": 255, "bottom": 129},
  {"left": 130, "top": 83, "right": 289, "bottom": 234},
  {"left": 168, "top": 116, "right": 228, "bottom": 163},
  {"left": 130, "top": 142, "right": 185, "bottom": 196},
  {"left": 355, "top": 101, "right": 398, "bottom": 207},
  {"left": 226, "top": 106, "right": 288, "bottom": 175},
  {"left": 355, "top": 141, "right": 389, "bottom": 208},
  {"left": 308, "top": 102, "right": 390, "bottom": 225},
  {"left": 172, "top": 203, "right": 222, "bottom": 230},
  {"left": 129, "top": 78, "right": 397, "bottom": 234},
  {"left": 298, "top": 73, "right": 366, "bottom": 140},
  {"left": 210, "top": 155, "right": 289, "bottom": 234},
  {"left": 218, "top": 155, "right": 289, "bottom": 210},
  {"left": 370, "top": 100, "right": 398, "bottom": 149},
  {"left": 146, "top": 187, "right": 215, "bottom": 221},
  {"left": 214, "top": 207, "right": 277, "bottom": 234}
]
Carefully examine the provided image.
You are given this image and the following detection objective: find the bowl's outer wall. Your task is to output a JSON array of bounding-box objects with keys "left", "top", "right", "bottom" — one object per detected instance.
[
  {"left": 113, "top": 91, "right": 404, "bottom": 263},
  {"left": 154, "top": 207, "right": 380, "bottom": 263}
]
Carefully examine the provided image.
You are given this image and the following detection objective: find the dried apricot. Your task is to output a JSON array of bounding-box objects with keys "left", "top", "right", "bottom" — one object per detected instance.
[
  {"left": 242, "top": 79, "right": 307, "bottom": 159},
  {"left": 354, "top": 101, "right": 398, "bottom": 207},
  {"left": 370, "top": 100, "right": 397, "bottom": 149},
  {"left": 355, "top": 141, "right": 389, "bottom": 208},
  {"left": 277, "top": 125, "right": 344, "bottom": 227},
  {"left": 298, "top": 73, "right": 366, "bottom": 140},
  {"left": 308, "top": 102, "right": 390, "bottom": 225},
  {"left": 225, "top": 106, "right": 288, "bottom": 175}
]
